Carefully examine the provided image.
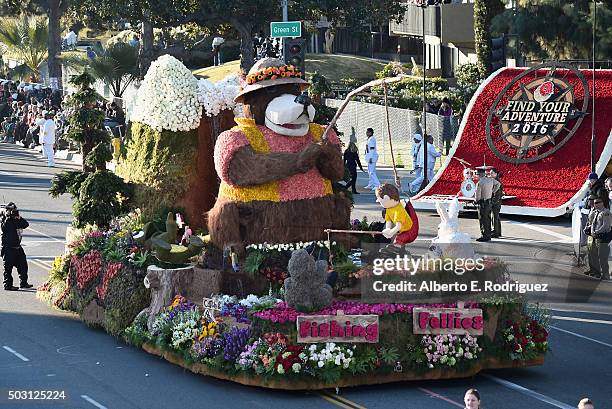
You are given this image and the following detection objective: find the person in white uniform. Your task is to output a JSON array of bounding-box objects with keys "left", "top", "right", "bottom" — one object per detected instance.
[
  {"left": 409, "top": 134, "right": 441, "bottom": 193},
  {"left": 42, "top": 113, "right": 56, "bottom": 167},
  {"left": 363, "top": 128, "right": 381, "bottom": 190},
  {"left": 411, "top": 133, "right": 422, "bottom": 176}
]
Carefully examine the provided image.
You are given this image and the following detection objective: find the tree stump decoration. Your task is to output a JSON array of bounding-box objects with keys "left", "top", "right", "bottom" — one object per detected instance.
[{"left": 143, "top": 265, "right": 195, "bottom": 330}]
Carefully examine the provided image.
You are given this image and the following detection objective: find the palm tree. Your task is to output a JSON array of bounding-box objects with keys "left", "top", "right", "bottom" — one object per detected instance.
[
  {"left": 0, "top": 16, "right": 48, "bottom": 81},
  {"left": 62, "top": 43, "right": 139, "bottom": 98}
]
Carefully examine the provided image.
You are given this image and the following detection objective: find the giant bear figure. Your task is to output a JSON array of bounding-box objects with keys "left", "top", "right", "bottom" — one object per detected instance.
[{"left": 207, "top": 58, "right": 351, "bottom": 249}]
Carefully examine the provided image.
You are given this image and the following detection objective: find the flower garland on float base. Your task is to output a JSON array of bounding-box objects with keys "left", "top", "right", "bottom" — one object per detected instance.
[{"left": 124, "top": 292, "right": 550, "bottom": 389}]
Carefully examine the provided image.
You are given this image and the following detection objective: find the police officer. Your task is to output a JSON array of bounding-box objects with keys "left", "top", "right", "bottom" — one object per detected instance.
[
  {"left": 364, "top": 128, "right": 381, "bottom": 190},
  {"left": 489, "top": 167, "right": 503, "bottom": 238},
  {"left": 1, "top": 203, "right": 32, "bottom": 290},
  {"left": 474, "top": 167, "right": 500, "bottom": 242}
]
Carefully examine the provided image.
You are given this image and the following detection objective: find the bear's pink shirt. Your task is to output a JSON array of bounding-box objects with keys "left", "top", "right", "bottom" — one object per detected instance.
[{"left": 214, "top": 124, "right": 340, "bottom": 202}]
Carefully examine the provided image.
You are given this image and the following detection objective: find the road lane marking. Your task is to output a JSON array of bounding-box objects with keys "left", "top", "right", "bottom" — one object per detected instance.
[
  {"left": 318, "top": 393, "right": 356, "bottom": 409},
  {"left": 2, "top": 346, "right": 30, "bottom": 362},
  {"left": 320, "top": 391, "right": 367, "bottom": 409},
  {"left": 26, "top": 226, "right": 65, "bottom": 244},
  {"left": 505, "top": 221, "right": 572, "bottom": 241},
  {"left": 417, "top": 387, "right": 463, "bottom": 408},
  {"left": 552, "top": 315, "right": 612, "bottom": 325},
  {"left": 551, "top": 325, "right": 612, "bottom": 348},
  {"left": 482, "top": 374, "right": 574, "bottom": 409},
  {"left": 30, "top": 259, "right": 51, "bottom": 271},
  {"left": 80, "top": 395, "right": 108, "bottom": 409},
  {"left": 551, "top": 308, "right": 612, "bottom": 316}
]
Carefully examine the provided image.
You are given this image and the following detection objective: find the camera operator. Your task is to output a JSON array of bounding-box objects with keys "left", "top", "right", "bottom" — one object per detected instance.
[{"left": 1, "top": 203, "right": 32, "bottom": 291}]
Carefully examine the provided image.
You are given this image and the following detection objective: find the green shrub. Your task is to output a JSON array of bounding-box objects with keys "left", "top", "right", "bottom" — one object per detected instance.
[
  {"left": 456, "top": 63, "right": 484, "bottom": 87},
  {"left": 103, "top": 271, "right": 150, "bottom": 337},
  {"left": 116, "top": 122, "right": 198, "bottom": 218}
]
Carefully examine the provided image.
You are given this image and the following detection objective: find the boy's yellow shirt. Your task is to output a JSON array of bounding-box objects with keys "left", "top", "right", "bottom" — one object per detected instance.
[{"left": 384, "top": 202, "right": 412, "bottom": 233}]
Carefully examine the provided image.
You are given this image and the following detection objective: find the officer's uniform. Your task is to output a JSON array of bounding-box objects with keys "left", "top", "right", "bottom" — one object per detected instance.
[
  {"left": 474, "top": 173, "right": 500, "bottom": 241},
  {"left": 491, "top": 176, "right": 503, "bottom": 237},
  {"left": 365, "top": 135, "right": 381, "bottom": 189},
  {"left": 1, "top": 210, "right": 30, "bottom": 289}
]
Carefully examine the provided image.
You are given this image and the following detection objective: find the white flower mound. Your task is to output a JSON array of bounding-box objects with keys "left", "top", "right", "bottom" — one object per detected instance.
[
  {"left": 197, "top": 74, "right": 241, "bottom": 117},
  {"left": 132, "top": 54, "right": 202, "bottom": 132}
]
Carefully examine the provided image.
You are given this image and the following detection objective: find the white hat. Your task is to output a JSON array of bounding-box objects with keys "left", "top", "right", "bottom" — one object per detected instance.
[{"left": 414, "top": 133, "right": 423, "bottom": 141}]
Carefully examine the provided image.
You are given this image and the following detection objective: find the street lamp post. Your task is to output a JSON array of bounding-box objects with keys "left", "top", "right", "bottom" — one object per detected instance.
[
  {"left": 591, "top": 0, "right": 596, "bottom": 172},
  {"left": 420, "top": 2, "right": 428, "bottom": 191},
  {"left": 419, "top": 0, "right": 441, "bottom": 191}
]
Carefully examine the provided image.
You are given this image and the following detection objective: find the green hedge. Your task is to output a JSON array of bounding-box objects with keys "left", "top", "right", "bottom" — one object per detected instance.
[{"left": 116, "top": 122, "right": 199, "bottom": 218}]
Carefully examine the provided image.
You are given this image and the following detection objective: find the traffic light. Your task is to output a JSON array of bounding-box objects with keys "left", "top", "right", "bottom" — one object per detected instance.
[
  {"left": 283, "top": 38, "right": 306, "bottom": 76},
  {"left": 491, "top": 35, "right": 506, "bottom": 71}
]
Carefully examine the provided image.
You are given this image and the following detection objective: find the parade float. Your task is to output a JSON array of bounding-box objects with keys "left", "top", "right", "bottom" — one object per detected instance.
[
  {"left": 38, "top": 55, "right": 549, "bottom": 390},
  {"left": 412, "top": 62, "right": 612, "bottom": 217}
]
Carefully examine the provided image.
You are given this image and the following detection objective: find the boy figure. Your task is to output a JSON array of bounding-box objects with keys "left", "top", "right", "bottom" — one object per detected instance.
[
  {"left": 376, "top": 184, "right": 413, "bottom": 252},
  {"left": 1, "top": 203, "right": 32, "bottom": 290}
]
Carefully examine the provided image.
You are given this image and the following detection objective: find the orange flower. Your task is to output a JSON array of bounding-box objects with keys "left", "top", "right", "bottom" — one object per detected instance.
[
  {"left": 271, "top": 75, "right": 278, "bottom": 80},
  {"left": 280, "top": 66, "right": 286, "bottom": 72}
]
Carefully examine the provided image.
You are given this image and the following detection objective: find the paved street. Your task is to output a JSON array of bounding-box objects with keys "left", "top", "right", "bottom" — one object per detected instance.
[{"left": 1, "top": 143, "right": 611, "bottom": 409}]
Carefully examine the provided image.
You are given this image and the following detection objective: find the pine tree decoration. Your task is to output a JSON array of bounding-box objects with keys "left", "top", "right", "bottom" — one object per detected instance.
[{"left": 50, "top": 70, "right": 132, "bottom": 228}]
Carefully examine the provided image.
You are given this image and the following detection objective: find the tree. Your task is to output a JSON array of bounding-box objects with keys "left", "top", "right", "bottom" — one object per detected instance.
[
  {"left": 67, "top": 0, "right": 409, "bottom": 73},
  {"left": 474, "top": 0, "right": 505, "bottom": 77},
  {"left": 50, "top": 71, "right": 132, "bottom": 228},
  {"left": 0, "top": 0, "right": 68, "bottom": 87},
  {"left": 492, "top": 0, "right": 612, "bottom": 62},
  {"left": 0, "top": 16, "right": 49, "bottom": 81},
  {"left": 63, "top": 43, "right": 139, "bottom": 98}
]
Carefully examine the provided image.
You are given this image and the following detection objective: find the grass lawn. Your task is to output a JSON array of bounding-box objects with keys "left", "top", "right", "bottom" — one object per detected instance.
[{"left": 192, "top": 53, "right": 387, "bottom": 83}]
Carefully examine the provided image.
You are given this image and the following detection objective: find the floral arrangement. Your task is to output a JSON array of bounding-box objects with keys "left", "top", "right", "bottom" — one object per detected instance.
[
  {"left": 253, "top": 300, "right": 477, "bottom": 324},
  {"left": 420, "top": 334, "right": 482, "bottom": 368},
  {"left": 245, "top": 64, "right": 302, "bottom": 85},
  {"left": 502, "top": 318, "right": 549, "bottom": 360},
  {"left": 72, "top": 250, "right": 102, "bottom": 289},
  {"left": 197, "top": 74, "right": 241, "bottom": 117},
  {"left": 222, "top": 327, "right": 251, "bottom": 361},
  {"left": 38, "top": 210, "right": 155, "bottom": 336},
  {"left": 95, "top": 262, "right": 122, "bottom": 300},
  {"left": 303, "top": 343, "right": 354, "bottom": 370},
  {"left": 131, "top": 54, "right": 202, "bottom": 132},
  {"left": 245, "top": 240, "right": 337, "bottom": 252},
  {"left": 122, "top": 292, "right": 549, "bottom": 385}
]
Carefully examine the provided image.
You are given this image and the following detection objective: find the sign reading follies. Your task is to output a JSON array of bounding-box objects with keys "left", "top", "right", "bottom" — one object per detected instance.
[
  {"left": 413, "top": 307, "right": 484, "bottom": 336},
  {"left": 297, "top": 312, "right": 379, "bottom": 343}
]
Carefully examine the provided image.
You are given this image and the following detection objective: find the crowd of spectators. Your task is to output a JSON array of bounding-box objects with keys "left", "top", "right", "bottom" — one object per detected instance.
[
  {"left": 0, "top": 80, "right": 64, "bottom": 148},
  {"left": 0, "top": 79, "right": 126, "bottom": 150}
]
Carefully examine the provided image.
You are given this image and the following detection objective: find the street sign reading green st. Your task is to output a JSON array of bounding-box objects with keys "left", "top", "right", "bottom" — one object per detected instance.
[{"left": 270, "top": 21, "right": 301, "bottom": 38}]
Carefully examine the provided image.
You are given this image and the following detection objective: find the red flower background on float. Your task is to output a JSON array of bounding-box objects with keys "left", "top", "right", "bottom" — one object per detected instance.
[{"left": 421, "top": 69, "right": 612, "bottom": 208}]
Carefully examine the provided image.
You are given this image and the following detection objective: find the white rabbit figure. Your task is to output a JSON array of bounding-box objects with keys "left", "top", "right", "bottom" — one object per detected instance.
[{"left": 429, "top": 198, "right": 476, "bottom": 260}]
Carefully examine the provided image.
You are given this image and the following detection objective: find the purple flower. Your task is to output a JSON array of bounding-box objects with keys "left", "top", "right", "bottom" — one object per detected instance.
[{"left": 222, "top": 327, "right": 251, "bottom": 361}]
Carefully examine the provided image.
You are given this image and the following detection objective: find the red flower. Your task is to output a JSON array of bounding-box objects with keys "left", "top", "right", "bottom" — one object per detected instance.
[{"left": 420, "top": 69, "right": 612, "bottom": 209}]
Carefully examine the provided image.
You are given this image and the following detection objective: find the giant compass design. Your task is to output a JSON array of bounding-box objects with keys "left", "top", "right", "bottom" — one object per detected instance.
[{"left": 486, "top": 62, "right": 589, "bottom": 164}]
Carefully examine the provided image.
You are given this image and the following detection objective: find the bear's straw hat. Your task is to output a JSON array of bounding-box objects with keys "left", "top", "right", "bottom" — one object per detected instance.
[{"left": 234, "top": 57, "right": 309, "bottom": 103}]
